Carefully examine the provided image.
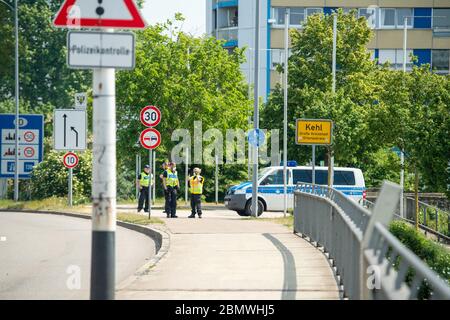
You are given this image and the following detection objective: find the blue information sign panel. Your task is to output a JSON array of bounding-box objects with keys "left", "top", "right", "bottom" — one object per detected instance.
[{"left": 0, "top": 114, "right": 44, "bottom": 179}]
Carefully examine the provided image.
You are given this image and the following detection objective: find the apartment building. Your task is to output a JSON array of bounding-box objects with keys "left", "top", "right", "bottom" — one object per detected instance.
[{"left": 206, "top": 0, "right": 450, "bottom": 100}]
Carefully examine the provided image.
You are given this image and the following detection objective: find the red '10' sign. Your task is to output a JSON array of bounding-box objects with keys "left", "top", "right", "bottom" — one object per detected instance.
[{"left": 63, "top": 152, "right": 79, "bottom": 169}]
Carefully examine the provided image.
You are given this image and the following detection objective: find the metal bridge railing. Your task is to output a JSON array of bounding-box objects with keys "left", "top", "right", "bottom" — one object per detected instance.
[{"left": 294, "top": 181, "right": 450, "bottom": 300}]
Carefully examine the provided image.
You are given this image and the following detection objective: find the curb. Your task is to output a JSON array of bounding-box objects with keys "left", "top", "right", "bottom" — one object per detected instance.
[{"left": 0, "top": 209, "right": 171, "bottom": 289}]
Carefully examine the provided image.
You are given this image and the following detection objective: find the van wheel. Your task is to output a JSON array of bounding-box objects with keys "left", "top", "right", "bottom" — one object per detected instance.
[
  {"left": 236, "top": 210, "right": 248, "bottom": 216},
  {"left": 245, "top": 199, "right": 264, "bottom": 217}
]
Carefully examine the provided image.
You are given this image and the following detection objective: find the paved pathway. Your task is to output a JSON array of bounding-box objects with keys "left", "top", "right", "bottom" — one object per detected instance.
[{"left": 117, "top": 208, "right": 342, "bottom": 300}]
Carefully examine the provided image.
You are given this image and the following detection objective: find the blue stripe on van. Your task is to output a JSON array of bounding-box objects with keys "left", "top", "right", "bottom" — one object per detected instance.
[{"left": 244, "top": 186, "right": 364, "bottom": 196}]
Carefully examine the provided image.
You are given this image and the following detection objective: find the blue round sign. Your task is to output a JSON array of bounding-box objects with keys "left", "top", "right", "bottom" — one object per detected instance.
[{"left": 248, "top": 129, "right": 265, "bottom": 147}]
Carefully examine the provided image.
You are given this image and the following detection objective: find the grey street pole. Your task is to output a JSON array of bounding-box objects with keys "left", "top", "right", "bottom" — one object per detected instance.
[
  {"left": 185, "top": 147, "right": 189, "bottom": 206},
  {"left": 328, "top": 14, "right": 337, "bottom": 188},
  {"left": 400, "top": 16, "right": 408, "bottom": 218},
  {"left": 251, "top": 0, "right": 260, "bottom": 217},
  {"left": 215, "top": 154, "right": 219, "bottom": 204},
  {"left": 135, "top": 153, "right": 140, "bottom": 200},
  {"left": 152, "top": 150, "right": 156, "bottom": 205},
  {"left": 68, "top": 166, "right": 73, "bottom": 207},
  {"left": 148, "top": 148, "right": 152, "bottom": 218},
  {"left": 14, "top": 0, "right": 19, "bottom": 202},
  {"left": 282, "top": 8, "right": 289, "bottom": 218},
  {"left": 91, "top": 66, "right": 116, "bottom": 300},
  {"left": 312, "top": 145, "right": 316, "bottom": 193}
]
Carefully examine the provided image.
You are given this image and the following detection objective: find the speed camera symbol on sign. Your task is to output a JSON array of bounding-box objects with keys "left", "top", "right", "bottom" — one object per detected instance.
[{"left": 140, "top": 105, "right": 161, "bottom": 127}]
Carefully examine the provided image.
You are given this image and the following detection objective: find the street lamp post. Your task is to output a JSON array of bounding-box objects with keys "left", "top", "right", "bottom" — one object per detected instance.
[
  {"left": 282, "top": 8, "right": 289, "bottom": 218},
  {"left": 1, "top": 0, "right": 20, "bottom": 201},
  {"left": 251, "top": 0, "right": 260, "bottom": 218}
]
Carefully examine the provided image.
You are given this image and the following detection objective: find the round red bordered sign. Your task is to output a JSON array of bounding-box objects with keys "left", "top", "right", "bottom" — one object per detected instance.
[
  {"left": 23, "top": 146, "right": 35, "bottom": 158},
  {"left": 63, "top": 152, "right": 79, "bottom": 169},
  {"left": 23, "top": 131, "right": 35, "bottom": 143},
  {"left": 140, "top": 105, "right": 161, "bottom": 127},
  {"left": 139, "top": 128, "right": 161, "bottom": 150}
]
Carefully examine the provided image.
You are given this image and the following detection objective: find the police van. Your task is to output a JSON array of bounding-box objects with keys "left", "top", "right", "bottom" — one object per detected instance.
[{"left": 224, "top": 161, "right": 366, "bottom": 216}]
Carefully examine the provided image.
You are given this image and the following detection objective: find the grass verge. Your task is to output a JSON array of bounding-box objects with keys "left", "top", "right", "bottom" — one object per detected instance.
[{"left": 0, "top": 198, "right": 164, "bottom": 226}]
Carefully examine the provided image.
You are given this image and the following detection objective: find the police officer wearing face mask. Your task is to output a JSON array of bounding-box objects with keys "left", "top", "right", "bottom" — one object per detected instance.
[
  {"left": 137, "top": 164, "right": 153, "bottom": 213},
  {"left": 188, "top": 167, "right": 204, "bottom": 218},
  {"left": 163, "top": 162, "right": 179, "bottom": 218}
]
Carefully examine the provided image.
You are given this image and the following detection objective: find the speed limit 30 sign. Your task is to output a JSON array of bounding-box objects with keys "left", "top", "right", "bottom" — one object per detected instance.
[
  {"left": 140, "top": 105, "right": 161, "bottom": 127},
  {"left": 63, "top": 152, "right": 79, "bottom": 169}
]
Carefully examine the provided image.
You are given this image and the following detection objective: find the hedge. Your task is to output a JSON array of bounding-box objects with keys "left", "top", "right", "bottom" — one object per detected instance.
[{"left": 389, "top": 220, "right": 450, "bottom": 298}]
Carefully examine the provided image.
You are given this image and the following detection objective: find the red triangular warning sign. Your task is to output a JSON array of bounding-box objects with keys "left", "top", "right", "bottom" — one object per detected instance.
[{"left": 53, "top": 0, "right": 146, "bottom": 29}]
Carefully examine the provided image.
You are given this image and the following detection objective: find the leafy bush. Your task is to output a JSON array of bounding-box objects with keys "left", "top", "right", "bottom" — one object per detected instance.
[
  {"left": 389, "top": 221, "right": 450, "bottom": 298},
  {"left": 30, "top": 150, "right": 92, "bottom": 202}
]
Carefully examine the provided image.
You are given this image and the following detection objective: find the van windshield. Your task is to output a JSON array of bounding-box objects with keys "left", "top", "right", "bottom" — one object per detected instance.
[{"left": 293, "top": 169, "right": 356, "bottom": 186}]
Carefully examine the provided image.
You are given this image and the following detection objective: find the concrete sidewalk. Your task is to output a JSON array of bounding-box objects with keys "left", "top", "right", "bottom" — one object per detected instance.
[{"left": 116, "top": 209, "right": 342, "bottom": 300}]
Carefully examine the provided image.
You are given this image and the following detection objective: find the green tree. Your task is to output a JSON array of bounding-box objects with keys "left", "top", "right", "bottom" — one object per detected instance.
[
  {"left": 30, "top": 150, "right": 92, "bottom": 201},
  {"left": 116, "top": 17, "right": 251, "bottom": 199},
  {"left": 263, "top": 10, "right": 380, "bottom": 169},
  {"left": 0, "top": 0, "right": 90, "bottom": 108}
]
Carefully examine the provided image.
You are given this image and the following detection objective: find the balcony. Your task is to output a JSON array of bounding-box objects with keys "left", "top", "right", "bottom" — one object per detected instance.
[
  {"left": 217, "top": 27, "right": 238, "bottom": 47},
  {"left": 214, "top": 0, "right": 238, "bottom": 9}
]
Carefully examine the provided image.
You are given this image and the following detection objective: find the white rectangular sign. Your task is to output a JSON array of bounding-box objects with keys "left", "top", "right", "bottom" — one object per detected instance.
[
  {"left": 67, "top": 31, "right": 135, "bottom": 69},
  {"left": 54, "top": 109, "right": 87, "bottom": 151}
]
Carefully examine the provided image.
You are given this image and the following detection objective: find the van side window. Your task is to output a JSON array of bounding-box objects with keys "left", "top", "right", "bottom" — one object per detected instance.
[
  {"left": 334, "top": 171, "right": 355, "bottom": 185},
  {"left": 293, "top": 170, "right": 311, "bottom": 184},
  {"left": 261, "top": 170, "right": 285, "bottom": 185},
  {"left": 293, "top": 169, "right": 355, "bottom": 185}
]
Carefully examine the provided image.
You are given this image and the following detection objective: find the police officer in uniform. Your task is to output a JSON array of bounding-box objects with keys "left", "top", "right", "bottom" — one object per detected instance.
[
  {"left": 188, "top": 167, "right": 204, "bottom": 218},
  {"left": 137, "top": 165, "right": 153, "bottom": 213},
  {"left": 159, "top": 162, "right": 170, "bottom": 217},
  {"left": 163, "top": 162, "right": 179, "bottom": 218}
]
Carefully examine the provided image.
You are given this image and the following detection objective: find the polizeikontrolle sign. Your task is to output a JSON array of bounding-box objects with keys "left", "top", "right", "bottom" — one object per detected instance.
[{"left": 67, "top": 31, "right": 135, "bottom": 69}]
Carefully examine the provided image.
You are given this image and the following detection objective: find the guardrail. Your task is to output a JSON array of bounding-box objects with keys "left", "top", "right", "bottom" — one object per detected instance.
[
  {"left": 294, "top": 182, "right": 450, "bottom": 300},
  {"left": 360, "top": 198, "right": 450, "bottom": 243}
]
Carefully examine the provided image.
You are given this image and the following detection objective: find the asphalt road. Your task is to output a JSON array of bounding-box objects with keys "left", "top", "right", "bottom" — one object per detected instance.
[{"left": 0, "top": 211, "right": 156, "bottom": 300}]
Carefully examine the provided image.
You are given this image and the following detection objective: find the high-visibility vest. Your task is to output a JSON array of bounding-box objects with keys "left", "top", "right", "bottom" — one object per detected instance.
[
  {"left": 140, "top": 172, "right": 152, "bottom": 187},
  {"left": 189, "top": 175, "right": 204, "bottom": 195},
  {"left": 166, "top": 169, "right": 178, "bottom": 187}
]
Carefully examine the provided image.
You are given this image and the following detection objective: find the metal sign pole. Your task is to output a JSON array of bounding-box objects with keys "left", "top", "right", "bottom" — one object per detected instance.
[
  {"left": 251, "top": 0, "right": 260, "bottom": 218},
  {"left": 312, "top": 145, "right": 316, "bottom": 193},
  {"left": 68, "top": 166, "right": 73, "bottom": 207},
  {"left": 185, "top": 147, "right": 189, "bottom": 206},
  {"left": 328, "top": 14, "right": 337, "bottom": 188},
  {"left": 152, "top": 150, "right": 156, "bottom": 205},
  {"left": 135, "top": 154, "right": 139, "bottom": 200},
  {"left": 148, "top": 148, "right": 152, "bottom": 218},
  {"left": 90, "top": 66, "right": 116, "bottom": 300},
  {"left": 13, "top": 0, "right": 19, "bottom": 202},
  {"left": 282, "top": 8, "right": 289, "bottom": 218},
  {"left": 215, "top": 154, "right": 219, "bottom": 204}
]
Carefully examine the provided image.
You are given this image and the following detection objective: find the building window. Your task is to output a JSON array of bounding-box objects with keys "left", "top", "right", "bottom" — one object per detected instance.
[
  {"left": 433, "top": 9, "right": 450, "bottom": 30},
  {"left": 397, "top": 8, "right": 413, "bottom": 27},
  {"left": 379, "top": 49, "right": 414, "bottom": 70},
  {"left": 359, "top": 8, "right": 376, "bottom": 29},
  {"left": 273, "top": 7, "right": 287, "bottom": 25},
  {"left": 273, "top": 7, "right": 323, "bottom": 27},
  {"left": 380, "top": 8, "right": 413, "bottom": 29},
  {"left": 432, "top": 50, "right": 450, "bottom": 74},
  {"left": 270, "top": 49, "right": 292, "bottom": 70},
  {"left": 380, "top": 8, "right": 396, "bottom": 28},
  {"left": 290, "top": 8, "right": 305, "bottom": 26}
]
